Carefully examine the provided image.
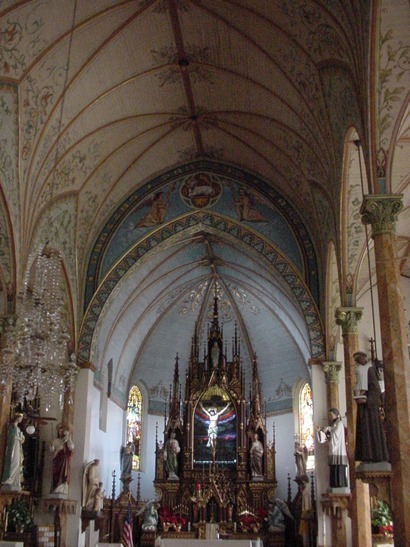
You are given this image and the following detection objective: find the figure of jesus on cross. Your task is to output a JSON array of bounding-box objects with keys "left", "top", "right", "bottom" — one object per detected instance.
[{"left": 199, "top": 401, "right": 231, "bottom": 450}]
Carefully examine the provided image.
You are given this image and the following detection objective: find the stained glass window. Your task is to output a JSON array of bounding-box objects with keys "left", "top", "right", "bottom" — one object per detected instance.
[
  {"left": 299, "top": 383, "right": 315, "bottom": 470},
  {"left": 126, "top": 385, "right": 142, "bottom": 471}
]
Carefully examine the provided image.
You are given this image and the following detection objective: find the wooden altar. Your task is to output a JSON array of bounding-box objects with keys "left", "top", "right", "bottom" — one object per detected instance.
[{"left": 152, "top": 294, "right": 277, "bottom": 539}]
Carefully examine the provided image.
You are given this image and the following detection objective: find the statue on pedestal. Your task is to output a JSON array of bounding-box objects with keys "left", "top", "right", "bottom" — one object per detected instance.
[
  {"left": 353, "top": 351, "right": 389, "bottom": 463},
  {"left": 1, "top": 413, "right": 25, "bottom": 492},
  {"left": 316, "top": 408, "right": 348, "bottom": 488},
  {"left": 250, "top": 433, "right": 264, "bottom": 478},
  {"left": 163, "top": 432, "right": 180, "bottom": 480},
  {"left": 49, "top": 424, "right": 74, "bottom": 496}
]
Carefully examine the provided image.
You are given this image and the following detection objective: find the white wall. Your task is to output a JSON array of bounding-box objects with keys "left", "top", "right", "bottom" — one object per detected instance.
[{"left": 266, "top": 412, "right": 296, "bottom": 500}]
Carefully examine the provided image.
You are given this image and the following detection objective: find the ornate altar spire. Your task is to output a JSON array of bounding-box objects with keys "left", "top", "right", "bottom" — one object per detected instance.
[
  {"left": 208, "top": 283, "right": 223, "bottom": 370},
  {"left": 247, "top": 353, "right": 265, "bottom": 433},
  {"left": 166, "top": 354, "right": 183, "bottom": 432}
]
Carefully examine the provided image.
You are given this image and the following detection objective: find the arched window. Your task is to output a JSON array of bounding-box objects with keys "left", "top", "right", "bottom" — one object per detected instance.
[
  {"left": 126, "top": 385, "right": 143, "bottom": 471},
  {"left": 299, "top": 382, "right": 315, "bottom": 470}
]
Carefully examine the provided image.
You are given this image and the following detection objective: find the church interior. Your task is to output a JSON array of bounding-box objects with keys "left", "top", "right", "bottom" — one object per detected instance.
[{"left": 0, "top": 1, "right": 409, "bottom": 546}]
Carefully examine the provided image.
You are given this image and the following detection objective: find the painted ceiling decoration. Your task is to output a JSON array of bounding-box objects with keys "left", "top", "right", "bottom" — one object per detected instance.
[
  {"left": 85, "top": 162, "right": 319, "bottom": 308},
  {"left": 0, "top": 0, "right": 408, "bottom": 409}
]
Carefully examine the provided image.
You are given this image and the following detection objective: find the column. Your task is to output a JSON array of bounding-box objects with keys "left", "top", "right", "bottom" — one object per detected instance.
[
  {"left": 321, "top": 361, "right": 350, "bottom": 547},
  {"left": 361, "top": 194, "right": 410, "bottom": 544},
  {"left": 322, "top": 361, "right": 342, "bottom": 411},
  {"left": 335, "top": 307, "right": 371, "bottom": 547}
]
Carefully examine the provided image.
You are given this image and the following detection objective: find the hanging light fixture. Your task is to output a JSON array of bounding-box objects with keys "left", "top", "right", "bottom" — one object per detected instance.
[
  {"left": 0, "top": 1, "right": 79, "bottom": 409},
  {"left": 0, "top": 244, "right": 78, "bottom": 409}
]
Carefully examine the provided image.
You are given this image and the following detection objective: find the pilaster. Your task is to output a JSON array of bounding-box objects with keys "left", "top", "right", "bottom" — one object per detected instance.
[
  {"left": 335, "top": 307, "right": 363, "bottom": 459},
  {"left": 322, "top": 361, "right": 342, "bottom": 411},
  {"left": 361, "top": 194, "right": 410, "bottom": 544}
]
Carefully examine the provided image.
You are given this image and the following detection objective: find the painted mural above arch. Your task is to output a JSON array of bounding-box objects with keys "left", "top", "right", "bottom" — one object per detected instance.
[{"left": 85, "top": 161, "right": 319, "bottom": 309}]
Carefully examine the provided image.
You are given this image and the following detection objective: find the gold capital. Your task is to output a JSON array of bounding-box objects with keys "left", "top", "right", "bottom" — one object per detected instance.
[
  {"left": 335, "top": 307, "right": 363, "bottom": 335},
  {"left": 322, "top": 361, "right": 342, "bottom": 383},
  {"left": 360, "top": 195, "right": 403, "bottom": 236}
]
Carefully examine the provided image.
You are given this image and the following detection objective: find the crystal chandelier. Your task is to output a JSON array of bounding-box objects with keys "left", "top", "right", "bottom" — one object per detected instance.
[{"left": 0, "top": 244, "right": 79, "bottom": 410}]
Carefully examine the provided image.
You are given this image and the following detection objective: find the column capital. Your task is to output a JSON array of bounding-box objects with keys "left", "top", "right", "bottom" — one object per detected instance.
[
  {"left": 335, "top": 307, "right": 363, "bottom": 335},
  {"left": 360, "top": 194, "right": 403, "bottom": 236},
  {"left": 322, "top": 361, "right": 342, "bottom": 384},
  {"left": 79, "top": 361, "right": 97, "bottom": 372}
]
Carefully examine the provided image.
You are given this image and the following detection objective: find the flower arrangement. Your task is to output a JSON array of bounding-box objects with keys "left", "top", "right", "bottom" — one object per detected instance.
[
  {"left": 158, "top": 506, "right": 187, "bottom": 532},
  {"left": 7, "top": 499, "right": 33, "bottom": 532},
  {"left": 371, "top": 499, "right": 393, "bottom": 535},
  {"left": 238, "top": 510, "right": 266, "bottom": 533}
]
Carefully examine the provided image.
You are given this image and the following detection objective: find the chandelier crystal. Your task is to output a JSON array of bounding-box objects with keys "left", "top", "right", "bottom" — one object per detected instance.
[{"left": 0, "top": 245, "right": 79, "bottom": 409}]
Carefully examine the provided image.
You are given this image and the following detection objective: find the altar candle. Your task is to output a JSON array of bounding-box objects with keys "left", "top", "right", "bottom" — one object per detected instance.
[
  {"left": 233, "top": 522, "right": 237, "bottom": 532},
  {"left": 188, "top": 522, "right": 191, "bottom": 531}
]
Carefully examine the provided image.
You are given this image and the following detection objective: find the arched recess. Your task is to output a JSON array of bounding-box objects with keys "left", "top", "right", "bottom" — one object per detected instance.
[
  {"left": 292, "top": 377, "right": 315, "bottom": 471},
  {"left": 78, "top": 211, "right": 325, "bottom": 368},
  {"left": 0, "top": 191, "right": 16, "bottom": 315},
  {"left": 340, "top": 127, "right": 370, "bottom": 306},
  {"left": 388, "top": 100, "right": 410, "bottom": 281},
  {"left": 325, "top": 241, "right": 342, "bottom": 359}
]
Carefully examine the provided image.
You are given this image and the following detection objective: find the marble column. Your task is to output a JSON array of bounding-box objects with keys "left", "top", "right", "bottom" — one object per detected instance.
[
  {"left": 335, "top": 307, "right": 371, "bottom": 547},
  {"left": 361, "top": 194, "right": 410, "bottom": 544},
  {"left": 322, "top": 361, "right": 342, "bottom": 411},
  {"left": 321, "top": 361, "right": 350, "bottom": 546}
]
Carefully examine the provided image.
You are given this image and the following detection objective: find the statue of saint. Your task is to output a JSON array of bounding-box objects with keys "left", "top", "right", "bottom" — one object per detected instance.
[
  {"left": 353, "top": 351, "right": 389, "bottom": 462},
  {"left": 211, "top": 340, "right": 220, "bottom": 368},
  {"left": 250, "top": 433, "right": 264, "bottom": 478},
  {"left": 49, "top": 424, "right": 74, "bottom": 496},
  {"left": 316, "top": 408, "right": 348, "bottom": 488},
  {"left": 1, "top": 413, "right": 25, "bottom": 491},
  {"left": 163, "top": 432, "right": 180, "bottom": 480},
  {"left": 294, "top": 441, "right": 308, "bottom": 478}
]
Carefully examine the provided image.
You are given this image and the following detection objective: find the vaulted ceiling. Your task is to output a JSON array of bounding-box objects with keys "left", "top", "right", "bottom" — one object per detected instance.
[{"left": 0, "top": 0, "right": 408, "bottom": 406}]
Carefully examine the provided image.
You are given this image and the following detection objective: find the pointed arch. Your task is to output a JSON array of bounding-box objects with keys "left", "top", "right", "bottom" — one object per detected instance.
[
  {"left": 340, "top": 127, "right": 370, "bottom": 305},
  {"left": 79, "top": 212, "right": 325, "bottom": 365},
  {"left": 325, "top": 241, "right": 342, "bottom": 359}
]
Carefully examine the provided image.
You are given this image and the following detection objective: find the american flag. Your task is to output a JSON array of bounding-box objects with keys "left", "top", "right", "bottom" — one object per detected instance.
[{"left": 121, "top": 500, "right": 133, "bottom": 547}]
